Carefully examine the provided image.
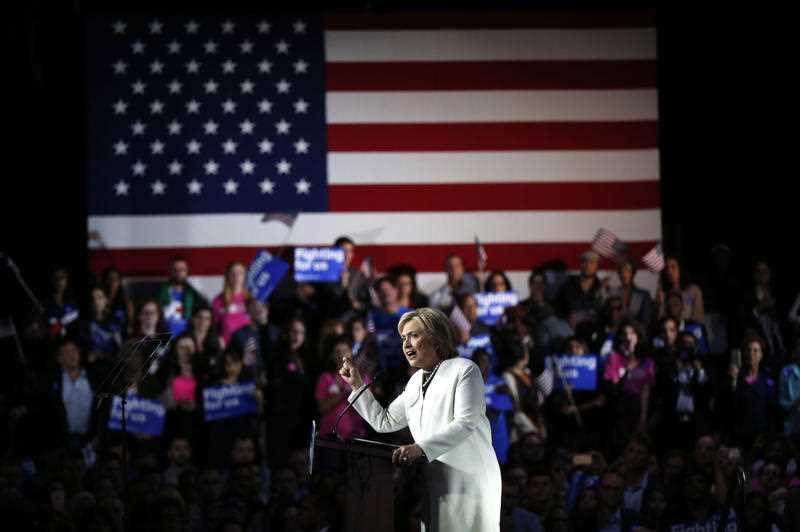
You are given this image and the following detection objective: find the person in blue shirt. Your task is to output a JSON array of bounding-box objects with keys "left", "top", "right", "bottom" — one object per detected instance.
[
  {"left": 158, "top": 256, "right": 209, "bottom": 336},
  {"left": 779, "top": 339, "right": 800, "bottom": 435},
  {"left": 473, "top": 348, "right": 513, "bottom": 464}
]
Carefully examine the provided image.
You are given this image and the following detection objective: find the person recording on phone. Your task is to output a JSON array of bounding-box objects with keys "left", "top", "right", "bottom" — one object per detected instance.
[{"left": 338, "top": 307, "right": 502, "bottom": 532}]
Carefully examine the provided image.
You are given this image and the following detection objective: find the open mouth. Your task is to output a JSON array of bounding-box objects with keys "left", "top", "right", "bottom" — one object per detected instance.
[{"left": 405, "top": 350, "right": 417, "bottom": 360}]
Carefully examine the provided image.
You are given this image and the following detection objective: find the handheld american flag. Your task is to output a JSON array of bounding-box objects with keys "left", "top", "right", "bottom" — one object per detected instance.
[
  {"left": 591, "top": 228, "right": 628, "bottom": 263},
  {"left": 641, "top": 243, "right": 665, "bottom": 273}
]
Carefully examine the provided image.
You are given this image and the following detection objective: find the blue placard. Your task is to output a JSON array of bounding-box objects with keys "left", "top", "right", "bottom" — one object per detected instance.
[
  {"left": 108, "top": 394, "right": 166, "bottom": 436},
  {"left": 475, "top": 292, "right": 519, "bottom": 326},
  {"left": 548, "top": 355, "right": 599, "bottom": 391},
  {"left": 203, "top": 381, "right": 259, "bottom": 422},
  {"left": 247, "top": 250, "right": 290, "bottom": 302},
  {"left": 294, "top": 247, "right": 345, "bottom": 282},
  {"left": 458, "top": 333, "right": 496, "bottom": 366}
]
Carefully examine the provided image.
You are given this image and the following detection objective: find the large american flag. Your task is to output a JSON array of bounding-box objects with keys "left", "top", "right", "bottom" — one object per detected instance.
[{"left": 86, "top": 10, "right": 661, "bottom": 297}]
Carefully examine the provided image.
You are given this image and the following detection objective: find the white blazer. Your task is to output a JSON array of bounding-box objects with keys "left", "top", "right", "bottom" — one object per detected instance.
[{"left": 349, "top": 357, "right": 501, "bottom": 532}]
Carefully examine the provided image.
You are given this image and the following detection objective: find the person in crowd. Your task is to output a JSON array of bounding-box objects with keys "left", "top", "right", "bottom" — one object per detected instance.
[
  {"left": 326, "top": 235, "right": 372, "bottom": 317},
  {"left": 314, "top": 335, "right": 368, "bottom": 440},
  {"left": 339, "top": 307, "right": 502, "bottom": 531},
  {"left": 389, "top": 264, "right": 430, "bottom": 310},
  {"left": 78, "top": 285, "right": 122, "bottom": 364},
  {"left": 189, "top": 306, "right": 224, "bottom": 385},
  {"left": 668, "top": 468, "right": 737, "bottom": 530},
  {"left": 160, "top": 332, "right": 199, "bottom": 439},
  {"left": 520, "top": 268, "right": 557, "bottom": 320},
  {"left": 366, "top": 276, "right": 409, "bottom": 376},
  {"left": 556, "top": 250, "right": 605, "bottom": 332},
  {"left": 500, "top": 466, "right": 543, "bottom": 532},
  {"left": 740, "top": 260, "right": 785, "bottom": 371},
  {"left": 45, "top": 267, "right": 80, "bottom": 341},
  {"left": 656, "top": 256, "right": 705, "bottom": 324},
  {"left": 525, "top": 469, "right": 558, "bottom": 524},
  {"left": 484, "top": 269, "right": 514, "bottom": 294},
  {"left": 635, "top": 482, "right": 669, "bottom": 532},
  {"left": 50, "top": 338, "right": 97, "bottom": 452},
  {"left": 230, "top": 297, "right": 278, "bottom": 386},
  {"left": 163, "top": 436, "right": 193, "bottom": 487},
  {"left": 503, "top": 341, "right": 548, "bottom": 442},
  {"left": 158, "top": 256, "right": 208, "bottom": 336},
  {"left": 101, "top": 266, "right": 134, "bottom": 333},
  {"left": 619, "top": 433, "right": 655, "bottom": 514},
  {"left": 779, "top": 339, "right": 800, "bottom": 436},
  {"left": 592, "top": 295, "right": 627, "bottom": 357},
  {"left": 472, "top": 348, "right": 513, "bottom": 464},
  {"left": 212, "top": 261, "right": 251, "bottom": 345},
  {"left": 593, "top": 469, "right": 640, "bottom": 532},
  {"left": 429, "top": 253, "right": 480, "bottom": 311},
  {"left": 130, "top": 297, "right": 167, "bottom": 340},
  {"left": 661, "top": 290, "right": 711, "bottom": 355},
  {"left": 455, "top": 293, "right": 495, "bottom": 362},
  {"left": 611, "top": 258, "right": 653, "bottom": 329}
]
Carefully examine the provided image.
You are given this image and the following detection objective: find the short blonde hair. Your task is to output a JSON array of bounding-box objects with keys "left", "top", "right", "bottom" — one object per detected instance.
[{"left": 397, "top": 307, "right": 457, "bottom": 359}]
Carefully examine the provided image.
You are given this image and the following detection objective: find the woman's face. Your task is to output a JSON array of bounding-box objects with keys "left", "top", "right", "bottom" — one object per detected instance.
[
  {"left": 400, "top": 318, "right": 440, "bottom": 371},
  {"left": 666, "top": 258, "right": 680, "bottom": 285},
  {"left": 140, "top": 302, "right": 159, "bottom": 329},
  {"left": 661, "top": 319, "right": 678, "bottom": 346},
  {"left": 92, "top": 288, "right": 108, "bottom": 314},
  {"left": 289, "top": 320, "right": 306, "bottom": 351},
  {"left": 623, "top": 325, "right": 638, "bottom": 352},
  {"left": 227, "top": 263, "right": 246, "bottom": 290},
  {"left": 619, "top": 263, "right": 634, "bottom": 285},
  {"left": 224, "top": 355, "right": 243, "bottom": 378},
  {"left": 53, "top": 269, "right": 69, "bottom": 292},
  {"left": 176, "top": 338, "right": 196, "bottom": 365},
  {"left": 350, "top": 320, "right": 366, "bottom": 342},
  {"left": 193, "top": 310, "right": 212, "bottom": 333},
  {"left": 745, "top": 340, "right": 763, "bottom": 368},
  {"left": 566, "top": 339, "right": 586, "bottom": 356},
  {"left": 490, "top": 273, "right": 508, "bottom": 293},
  {"left": 332, "top": 341, "right": 352, "bottom": 367},
  {"left": 396, "top": 274, "right": 414, "bottom": 298}
]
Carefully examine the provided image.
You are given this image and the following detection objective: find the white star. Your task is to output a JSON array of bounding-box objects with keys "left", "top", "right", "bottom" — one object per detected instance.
[
  {"left": 131, "top": 121, "right": 146, "bottom": 135},
  {"left": 258, "top": 138, "right": 274, "bottom": 153},
  {"left": 150, "top": 139, "right": 165, "bottom": 154},
  {"left": 221, "top": 20, "right": 236, "bottom": 34},
  {"left": 149, "top": 100, "right": 164, "bottom": 114},
  {"left": 204, "top": 40, "right": 218, "bottom": 54},
  {"left": 223, "top": 179, "right": 239, "bottom": 194},
  {"left": 239, "top": 40, "right": 254, "bottom": 54},
  {"left": 275, "top": 40, "right": 290, "bottom": 54},
  {"left": 168, "top": 160, "right": 183, "bottom": 175},
  {"left": 151, "top": 180, "right": 166, "bottom": 195},
  {"left": 132, "top": 160, "right": 147, "bottom": 176},
  {"left": 112, "top": 100, "right": 128, "bottom": 114},
  {"left": 240, "top": 79, "right": 255, "bottom": 94},
  {"left": 204, "top": 79, "right": 219, "bottom": 93},
  {"left": 294, "top": 178, "right": 311, "bottom": 194},
  {"left": 186, "top": 100, "right": 201, "bottom": 114},
  {"left": 167, "top": 40, "right": 182, "bottom": 54},
  {"left": 293, "top": 59, "right": 308, "bottom": 74},
  {"left": 294, "top": 138, "right": 310, "bottom": 154},
  {"left": 293, "top": 20, "right": 307, "bottom": 34},
  {"left": 293, "top": 98, "right": 309, "bottom": 114},
  {"left": 185, "top": 20, "right": 200, "bottom": 34},
  {"left": 221, "top": 99, "right": 237, "bottom": 114},
  {"left": 132, "top": 80, "right": 146, "bottom": 94},
  {"left": 222, "top": 139, "right": 238, "bottom": 154},
  {"left": 257, "top": 20, "right": 271, "bottom": 34},
  {"left": 148, "top": 20, "right": 163, "bottom": 34},
  {"left": 131, "top": 41, "right": 145, "bottom": 54},
  {"left": 187, "top": 179, "right": 203, "bottom": 194},
  {"left": 276, "top": 159, "right": 291, "bottom": 175},
  {"left": 204, "top": 160, "right": 219, "bottom": 175},
  {"left": 203, "top": 120, "right": 219, "bottom": 135},
  {"left": 150, "top": 60, "right": 164, "bottom": 74},
  {"left": 275, "top": 79, "right": 291, "bottom": 94},
  {"left": 186, "top": 139, "right": 202, "bottom": 154},
  {"left": 112, "top": 60, "right": 127, "bottom": 74},
  {"left": 257, "top": 60, "right": 272, "bottom": 74},
  {"left": 113, "top": 140, "right": 128, "bottom": 155},
  {"left": 168, "top": 80, "right": 182, "bottom": 94},
  {"left": 221, "top": 59, "right": 237, "bottom": 74},
  {"left": 275, "top": 119, "right": 291, "bottom": 135},
  {"left": 185, "top": 59, "right": 201, "bottom": 74},
  {"left": 239, "top": 120, "right": 255, "bottom": 135},
  {"left": 259, "top": 178, "right": 275, "bottom": 194},
  {"left": 168, "top": 120, "right": 183, "bottom": 135},
  {"left": 112, "top": 21, "right": 126, "bottom": 35},
  {"left": 258, "top": 99, "right": 273, "bottom": 114},
  {"left": 240, "top": 159, "right": 256, "bottom": 174},
  {"left": 114, "top": 180, "right": 129, "bottom": 195}
]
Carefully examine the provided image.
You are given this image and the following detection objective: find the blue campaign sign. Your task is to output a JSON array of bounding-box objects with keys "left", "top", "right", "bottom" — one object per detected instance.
[
  {"left": 548, "top": 355, "right": 600, "bottom": 391},
  {"left": 475, "top": 292, "right": 519, "bottom": 326},
  {"left": 108, "top": 394, "right": 166, "bottom": 436},
  {"left": 203, "top": 381, "right": 259, "bottom": 422},
  {"left": 247, "top": 250, "right": 290, "bottom": 302},
  {"left": 294, "top": 247, "right": 346, "bottom": 282},
  {"left": 458, "top": 333, "right": 496, "bottom": 366}
]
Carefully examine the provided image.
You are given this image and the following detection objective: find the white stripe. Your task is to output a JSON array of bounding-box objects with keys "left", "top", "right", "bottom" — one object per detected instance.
[
  {"left": 325, "top": 28, "right": 656, "bottom": 61},
  {"left": 326, "top": 89, "right": 658, "bottom": 123},
  {"left": 129, "top": 270, "right": 660, "bottom": 308},
  {"left": 329, "top": 150, "right": 660, "bottom": 184},
  {"left": 89, "top": 210, "right": 662, "bottom": 248}
]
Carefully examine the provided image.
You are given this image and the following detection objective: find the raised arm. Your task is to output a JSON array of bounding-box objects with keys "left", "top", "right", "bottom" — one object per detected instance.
[{"left": 340, "top": 356, "right": 408, "bottom": 433}]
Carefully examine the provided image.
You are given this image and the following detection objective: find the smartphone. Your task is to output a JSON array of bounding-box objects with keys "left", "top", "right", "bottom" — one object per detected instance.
[
  {"left": 730, "top": 348, "right": 741, "bottom": 368},
  {"left": 572, "top": 454, "right": 593, "bottom": 467}
]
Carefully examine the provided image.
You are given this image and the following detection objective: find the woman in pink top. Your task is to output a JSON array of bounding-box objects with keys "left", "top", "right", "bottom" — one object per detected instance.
[
  {"left": 212, "top": 261, "right": 251, "bottom": 344},
  {"left": 315, "top": 335, "right": 368, "bottom": 440},
  {"left": 161, "top": 332, "right": 199, "bottom": 436},
  {"left": 604, "top": 319, "right": 655, "bottom": 451}
]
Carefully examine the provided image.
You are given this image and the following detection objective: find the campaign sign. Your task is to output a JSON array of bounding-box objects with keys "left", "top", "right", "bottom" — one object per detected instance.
[
  {"left": 247, "top": 250, "right": 290, "bottom": 302},
  {"left": 475, "top": 292, "right": 519, "bottom": 326},
  {"left": 458, "top": 333, "right": 496, "bottom": 366},
  {"left": 548, "top": 355, "right": 599, "bottom": 391},
  {"left": 203, "top": 381, "right": 259, "bottom": 422},
  {"left": 108, "top": 394, "right": 166, "bottom": 436},
  {"left": 294, "top": 247, "right": 345, "bottom": 282}
]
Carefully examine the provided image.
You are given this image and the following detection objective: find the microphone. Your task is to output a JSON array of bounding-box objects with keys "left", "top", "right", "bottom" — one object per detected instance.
[{"left": 330, "top": 369, "right": 383, "bottom": 440}]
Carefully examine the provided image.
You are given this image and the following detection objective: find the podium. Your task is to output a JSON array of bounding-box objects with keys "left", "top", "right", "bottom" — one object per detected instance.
[{"left": 314, "top": 437, "right": 398, "bottom": 532}]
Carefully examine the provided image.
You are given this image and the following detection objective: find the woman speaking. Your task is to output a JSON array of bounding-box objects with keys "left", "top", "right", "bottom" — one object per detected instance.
[{"left": 339, "top": 307, "right": 501, "bottom": 532}]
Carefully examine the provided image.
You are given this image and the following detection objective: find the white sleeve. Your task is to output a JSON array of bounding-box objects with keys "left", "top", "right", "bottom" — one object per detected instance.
[{"left": 348, "top": 384, "right": 409, "bottom": 433}]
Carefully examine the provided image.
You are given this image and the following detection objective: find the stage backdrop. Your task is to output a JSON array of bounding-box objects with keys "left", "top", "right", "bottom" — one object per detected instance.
[{"left": 85, "top": 9, "right": 661, "bottom": 299}]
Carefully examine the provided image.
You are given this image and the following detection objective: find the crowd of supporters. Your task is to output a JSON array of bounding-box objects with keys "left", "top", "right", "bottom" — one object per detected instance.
[{"left": 3, "top": 239, "right": 800, "bottom": 531}]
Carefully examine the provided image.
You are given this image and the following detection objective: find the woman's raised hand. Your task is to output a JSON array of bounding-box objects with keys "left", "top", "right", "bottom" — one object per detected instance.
[{"left": 339, "top": 355, "right": 364, "bottom": 389}]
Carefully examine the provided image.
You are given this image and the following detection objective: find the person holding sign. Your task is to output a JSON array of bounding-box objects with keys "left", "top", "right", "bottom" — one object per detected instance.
[{"left": 339, "top": 308, "right": 501, "bottom": 532}]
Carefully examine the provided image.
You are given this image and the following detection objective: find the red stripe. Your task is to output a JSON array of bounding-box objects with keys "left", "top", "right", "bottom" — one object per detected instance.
[
  {"left": 327, "top": 121, "right": 658, "bottom": 151},
  {"left": 325, "top": 10, "right": 656, "bottom": 30},
  {"left": 327, "top": 60, "right": 657, "bottom": 91},
  {"left": 90, "top": 241, "right": 659, "bottom": 277},
  {"left": 328, "top": 181, "right": 660, "bottom": 211}
]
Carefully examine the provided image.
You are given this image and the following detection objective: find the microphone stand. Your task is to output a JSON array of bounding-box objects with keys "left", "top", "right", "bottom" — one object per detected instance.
[{"left": 330, "top": 381, "right": 372, "bottom": 440}]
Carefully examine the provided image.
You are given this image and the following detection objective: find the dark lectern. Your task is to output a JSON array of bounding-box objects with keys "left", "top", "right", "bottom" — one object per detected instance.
[{"left": 314, "top": 437, "right": 398, "bottom": 532}]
